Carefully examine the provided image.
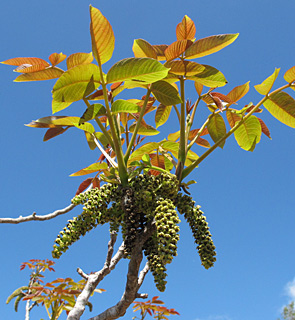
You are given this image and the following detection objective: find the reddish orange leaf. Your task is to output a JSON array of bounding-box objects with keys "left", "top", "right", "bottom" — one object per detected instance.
[
  {"left": 90, "top": 6, "right": 115, "bottom": 65},
  {"left": 92, "top": 177, "right": 100, "bottom": 188},
  {"left": 176, "top": 15, "right": 196, "bottom": 40},
  {"left": 87, "top": 89, "right": 105, "bottom": 100},
  {"left": 49, "top": 52, "right": 67, "bottom": 67},
  {"left": 226, "top": 110, "right": 241, "bottom": 128},
  {"left": 164, "top": 40, "right": 193, "bottom": 62},
  {"left": 149, "top": 154, "right": 166, "bottom": 176},
  {"left": 14, "top": 64, "right": 47, "bottom": 73},
  {"left": 194, "top": 81, "right": 203, "bottom": 96},
  {"left": 211, "top": 92, "right": 234, "bottom": 104},
  {"left": 226, "top": 82, "right": 250, "bottom": 105},
  {"left": 75, "top": 178, "right": 93, "bottom": 195},
  {"left": 1, "top": 57, "right": 49, "bottom": 67},
  {"left": 257, "top": 117, "right": 271, "bottom": 139},
  {"left": 43, "top": 127, "right": 69, "bottom": 141}
]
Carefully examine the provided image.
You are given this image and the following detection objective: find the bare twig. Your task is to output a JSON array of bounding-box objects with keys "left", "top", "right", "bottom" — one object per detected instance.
[
  {"left": 0, "top": 203, "right": 76, "bottom": 224},
  {"left": 67, "top": 233, "right": 123, "bottom": 320}
]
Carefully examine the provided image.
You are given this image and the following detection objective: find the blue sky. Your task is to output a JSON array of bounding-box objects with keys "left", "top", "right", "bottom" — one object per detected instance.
[{"left": 1, "top": 1, "right": 295, "bottom": 319}]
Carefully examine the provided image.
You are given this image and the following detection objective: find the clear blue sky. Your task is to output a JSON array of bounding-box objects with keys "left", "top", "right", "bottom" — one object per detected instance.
[{"left": 1, "top": 1, "right": 295, "bottom": 320}]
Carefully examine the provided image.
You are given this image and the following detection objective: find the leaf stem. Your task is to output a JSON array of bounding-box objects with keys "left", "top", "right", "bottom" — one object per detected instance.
[
  {"left": 181, "top": 83, "right": 291, "bottom": 180},
  {"left": 124, "top": 87, "right": 152, "bottom": 163}
]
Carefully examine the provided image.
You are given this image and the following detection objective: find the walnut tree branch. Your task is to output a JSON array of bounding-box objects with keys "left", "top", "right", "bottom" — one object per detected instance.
[{"left": 0, "top": 203, "right": 76, "bottom": 224}]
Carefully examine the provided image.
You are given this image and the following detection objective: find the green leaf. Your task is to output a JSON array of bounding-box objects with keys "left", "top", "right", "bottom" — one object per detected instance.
[
  {"left": 70, "top": 162, "right": 108, "bottom": 176},
  {"left": 80, "top": 104, "right": 106, "bottom": 124},
  {"left": 52, "top": 64, "right": 101, "bottom": 104},
  {"left": 263, "top": 91, "right": 295, "bottom": 128},
  {"left": 185, "top": 33, "right": 239, "bottom": 59},
  {"left": 155, "top": 104, "right": 172, "bottom": 128},
  {"left": 95, "top": 132, "right": 110, "bottom": 147},
  {"left": 284, "top": 66, "right": 295, "bottom": 85},
  {"left": 127, "top": 142, "right": 159, "bottom": 164},
  {"left": 14, "top": 67, "right": 63, "bottom": 82},
  {"left": 164, "top": 60, "right": 205, "bottom": 76},
  {"left": 254, "top": 68, "right": 280, "bottom": 95},
  {"left": 52, "top": 101, "right": 72, "bottom": 113},
  {"left": 111, "top": 99, "right": 141, "bottom": 114},
  {"left": 207, "top": 113, "right": 226, "bottom": 148},
  {"left": 129, "top": 123, "right": 160, "bottom": 136},
  {"left": 85, "top": 132, "right": 96, "bottom": 150},
  {"left": 90, "top": 6, "right": 115, "bottom": 65},
  {"left": 106, "top": 58, "right": 169, "bottom": 84},
  {"left": 187, "top": 65, "right": 227, "bottom": 87},
  {"left": 151, "top": 80, "right": 182, "bottom": 105},
  {"left": 132, "top": 39, "right": 157, "bottom": 59},
  {"left": 167, "top": 130, "right": 180, "bottom": 141},
  {"left": 234, "top": 115, "right": 261, "bottom": 151}
]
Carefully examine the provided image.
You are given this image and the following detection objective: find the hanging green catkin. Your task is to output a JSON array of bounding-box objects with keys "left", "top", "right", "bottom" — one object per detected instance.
[
  {"left": 144, "top": 197, "right": 180, "bottom": 292},
  {"left": 175, "top": 194, "right": 217, "bottom": 269}
]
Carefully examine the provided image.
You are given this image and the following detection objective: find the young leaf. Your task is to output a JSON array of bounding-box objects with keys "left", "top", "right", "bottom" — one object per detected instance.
[
  {"left": 127, "top": 142, "right": 159, "bottom": 164},
  {"left": 155, "top": 104, "right": 172, "bottom": 128},
  {"left": 75, "top": 178, "right": 93, "bottom": 195},
  {"left": 149, "top": 154, "right": 166, "bottom": 175},
  {"left": 133, "top": 39, "right": 157, "bottom": 59},
  {"left": 226, "top": 110, "right": 241, "bottom": 128},
  {"left": 164, "top": 60, "right": 205, "bottom": 76},
  {"left": 129, "top": 123, "right": 160, "bottom": 136},
  {"left": 52, "top": 64, "right": 101, "bottom": 103},
  {"left": 233, "top": 115, "right": 262, "bottom": 151},
  {"left": 66, "top": 52, "right": 94, "bottom": 69},
  {"left": 14, "top": 64, "right": 47, "bottom": 73},
  {"left": 111, "top": 100, "right": 141, "bottom": 114},
  {"left": 263, "top": 91, "right": 295, "bottom": 128},
  {"left": 185, "top": 33, "right": 239, "bottom": 59},
  {"left": 14, "top": 67, "right": 64, "bottom": 82},
  {"left": 254, "top": 68, "right": 280, "bottom": 95},
  {"left": 107, "top": 58, "right": 169, "bottom": 84},
  {"left": 226, "top": 82, "right": 250, "bottom": 105},
  {"left": 188, "top": 65, "right": 227, "bottom": 87},
  {"left": 79, "top": 104, "right": 106, "bottom": 124},
  {"left": 49, "top": 53, "right": 67, "bottom": 67},
  {"left": 43, "top": 127, "right": 69, "bottom": 141},
  {"left": 257, "top": 117, "right": 271, "bottom": 139},
  {"left": 152, "top": 45, "right": 168, "bottom": 61},
  {"left": 90, "top": 6, "right": 115, "bottom": 65},
  {"left": 194, "top": 81, "right": 203, "bottom": 96},
  {"left": 176, "top": 15, "right": 196, "bottom": 40},
  {"left": 207, "top": 113, "right": 226, "bottom": 148},
  {"left": 70, "top": 162, "right": 108, "bottom": 176},
  {"left": 1, "top": 57, "right": 50, "bottom": 67},
  {"left": 284, "top": 66, "right": 295, "bottom": 89},
  {"left": 151, "top": 80, "right": 182, "bottom": 106},
  {"left": 164, "top": 40, "right": 193, "bottom": 62}
]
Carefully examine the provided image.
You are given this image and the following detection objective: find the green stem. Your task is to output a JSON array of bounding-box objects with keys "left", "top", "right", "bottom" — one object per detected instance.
[
  {"left": 175, "top": 76, "right": 186, "bottom": 180},
  {"left": 181, "top": 83, "right": 291, "bottom": 180},
  {"left": 98, "top": 66, "right": 128, "bottom": 185},
  {"left": 124, "top": 87, "right": 152, "bottom": 163}
]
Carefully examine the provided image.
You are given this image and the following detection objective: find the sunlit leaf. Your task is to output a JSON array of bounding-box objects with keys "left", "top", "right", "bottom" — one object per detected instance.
[
  {"left": 75, "top": 178, "right": 93, "bottom": 195},
  {"left": 226, "top": 82, "right": 250, "bottom": 105},
  {"left": 52, "top": 64, "right": 101, "bottom": 103},
  {"left": 67, "top": 52, "right": 94, "bottom": 69},
  {"left": 207, "top": 113, "right": 226, "bottom": 148},
  {"left": 14, "top": 64, "right": 47, "bottom": 73},
  {"left": 226, "top": 110, "right": 241, "bottom": 128},
  {"left": 1, "top": 57, "right": 50, "bottom": 67},
  {"left": 127, "top": 142, "right": 159, "bottom": 164},
  {"left": 90, "top": 6, "right": 115, "bottom": 65},
  {"left": 107, "top": 58, "right": 169, "bottom": 84},
  {"left": 233, "top": 115, "right": 261, "bottom": 151},
  {"left": 194, "top": 82, "right": 203, "bottom": 96},
  {"left": 149, "top": 154, "right": 166, "bottom": 176},
  {"left": 151, "top": 80, "right": 182, "bottom": 106},
  {"left": 164, "top": 40, "right": 193, "bottom": 62},
  {"left": 95, "top": 132, "right": 110, "bottom": 147},
  {"left": 14, "top": 67, "right": 64, "bottom": 82},
  {"left": 133, "top": 39, "right": 157, "bottom": 59},
  {"left": 176, "top": 15, "right": 196, "bottom": 40},
  {"left": 164, "top": 60, "right": 205, "bottom": 76},
  {"left": 254, "top": 68, "right": 280, "bottom": 95},
  {"left": 129, "top": 123, "right": 160, "bottom": 136},
  {"left": 70, "top": 162, "right": 108, "bottom": 176},
  {"left": 152, "top": 45, "right": 168, "bottom": 61},
  {"left": 155, "top": 104, "right": 172, "bottom": 128},
  {"left": 263, "top": 91, "right": 295, "bottom": 128},
  {"left": 52, "top": 101, "right": 72, "bottom": 113},
  {"left": 284, "top": 66, "right": 295, "bottom": 84},
  {"left": 111, "top": 100, "right": 141, "bottom": 114},
  {"left": 185, "top": 33, "right": 239, "bottom": 59},
  {"left": 49, "top": 53, "right": 67, "bottom": 67},
  {"left": 257, "top": 117, "right": 271, "bottom": 139},
  {"left": 85, "top": 131, "right": 96, "bottom": 150},
  {"left": 188, "top": 65, "right": 227, "bottom": 87},
  {"left": 80, "top": 104, "right": 106, "bottom": 124}
]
